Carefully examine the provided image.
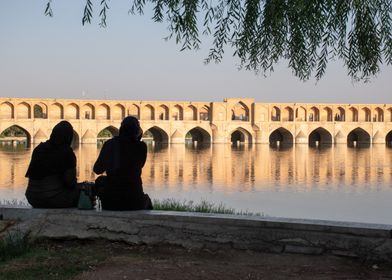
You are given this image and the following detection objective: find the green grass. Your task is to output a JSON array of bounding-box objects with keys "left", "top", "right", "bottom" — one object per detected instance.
[
  {"left": 153, "top": 198, "right": 264, "bottom": 216},
  {"left": 0, "top": 231, "right": 31, "bottom": 262}
]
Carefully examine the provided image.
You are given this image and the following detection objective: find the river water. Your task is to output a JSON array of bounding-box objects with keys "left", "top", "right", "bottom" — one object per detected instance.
[{"left": 0, "top": 143, "right": 391, "bottom": 224}]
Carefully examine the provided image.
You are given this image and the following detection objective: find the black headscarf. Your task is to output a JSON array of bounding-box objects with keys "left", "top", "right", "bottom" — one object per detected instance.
[
  {"left": 119, "top": 116, "right": 142, "bottom": 141},
  {"left": 26, "top": 121, "right": 76, "bottom": 180}
]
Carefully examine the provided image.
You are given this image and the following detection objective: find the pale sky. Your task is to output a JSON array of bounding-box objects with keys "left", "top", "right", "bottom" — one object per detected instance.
[{"left": 0, "top": 1, "right": 391, "bottom": 104}]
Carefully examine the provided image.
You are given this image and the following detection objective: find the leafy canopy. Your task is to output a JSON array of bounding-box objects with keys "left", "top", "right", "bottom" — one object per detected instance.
[{"left": 45, "top": 0, "right": 392, "bottom": 81}]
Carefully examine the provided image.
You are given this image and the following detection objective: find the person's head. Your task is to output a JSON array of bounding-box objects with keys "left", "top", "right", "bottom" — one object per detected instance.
[
  {"left": 119, "top": 116, "right": 142, "bottom": 141},
  {"left": 49, "top": 121, "right": 74, "bottom": 147}
]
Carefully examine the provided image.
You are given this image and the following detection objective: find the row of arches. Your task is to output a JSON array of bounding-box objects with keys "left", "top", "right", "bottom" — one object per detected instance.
[
  {"left": 2, "top": 125, "right": 392, "bottom": 148},
  {"left": 271, "top": 106, "right": 388, "bottom": 122},
  {"left": 0, "top": 102, "right": 211, "bottom": 121}
]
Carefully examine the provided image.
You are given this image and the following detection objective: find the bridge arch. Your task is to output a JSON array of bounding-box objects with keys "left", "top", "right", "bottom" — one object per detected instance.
[
  {"left": 283, "top": 106, "right": 293, "bottom": 121},
  {"left": 269, "top": 128, "right": 293, "bottom": 147},
  {"left": 172, "top": 105, "right": 183, "bottom": 120},
  {"left": 97, "top": 104, "right": 110, "bottom": 120},
  {"left": 34, "top": 103, "right": 47, "bottom": 119},
  {"left": 386, "top": 131, "right": 392, "bottom": 147},
  {"left": 387, "top": 108, "right": 392, "bottom": 122},
  {"left": 142, "top": 104, "right": 155, "bottom": 120},
  {"left": 65, "top": 103, "right": 79, "bottom": 119},
  {"left": 199, "top": 105, "right": 210, "bottom": 121},
  {"left": 347, "top": 127, "right": 371, "bottom": 147},
  {"left": 0, "top": 102, "right": 14, "bottom": 119},
  {"left": 82, "top": 103, "right": 95, "bottom": 119},
  {"left": 128, "top": 104, "right": 140, "bottom": 119},
  {"left": 360, "top": 107, "right": 371, "bottom": 122},
  {"left": 375, "top": 107, "right": 384, "bottom": 122},
  {"left": 143, "top": 126, "right": 169, "bottom": 143},
  {"left": 0, "top": 125, "right": 31, "bottom": 146},
  {"left": 186, "top": 127, "right": 211, "bottom": 144},
  {"left": 321, "top": 106, "right": 332, "bottom": 121},
  {"left": 296, "top": 107, "right": 306, "bottom": 121},
  {"left": 230, "top": 127, "right": 252, "bottom": 145},
  {"left": 185, "top": 105, "right": 197, "bottom": 121},
  {"left": 157, "top": 105, "right": 169, "bottom": 120},
  {"left": 271, "top": 106, "right": 280, "bottom": 121},
  {"left": 50, "top": 103, "right": 64, "bottom": 119},
  {"left": 97, "top": 126, "right": 119, "bottom": 144},
  {"left": 113, "top": 104, "right": 125, "bottom": 120},
  {"left": 17, "top": 102, "right": 31, "bottom": 119},
  {"left": 231, "top": 102, "right": 249, "bottom": 121},
  {"left": 309, "top": 106, "right": 319, "bottom": 121},
  {"left": 308, "top": 127, "right": 333, "bottom": 146},
  {"left": 348, "top": 107, "right": 358, "bottom": 122}
]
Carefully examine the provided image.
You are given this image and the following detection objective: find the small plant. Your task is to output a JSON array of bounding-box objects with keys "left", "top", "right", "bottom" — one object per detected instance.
[{"left": 0, "top": 230, "right": 31, "bottom": 262}]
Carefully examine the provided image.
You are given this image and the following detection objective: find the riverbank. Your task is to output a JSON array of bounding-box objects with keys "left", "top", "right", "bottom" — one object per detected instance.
[{"left": 1, "top": 239, "right": 391, "bottom": 280}]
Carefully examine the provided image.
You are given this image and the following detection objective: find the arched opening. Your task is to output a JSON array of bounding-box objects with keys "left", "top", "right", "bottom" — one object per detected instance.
[
  {"left": 334, "top": 107, "right": 345, "bottom": 121},
  {"left": 322, "top": 107, "right": 332, "bottom": 122},
  {"left": 65, "top": 103, "right": 79, "bottom": 119},
  {"left": 17, "top": 102, "right": 31, "bottom": 119},
  {"left": 185, "top": 105, "right": 197, "bottom": 121},
  {"left": 230, "top": 128, "right": 252, "bottom": 145},
  {"left": 271, "top": 106, "right": 281, "bottom": 121},
  {"left": 82, "top": 103, "right": 95, "bottom": 119},
  {"left": 388, "top": 108, "right": 392, "bottom": 122},
  {"left": 172, "top": 105, "right": 183, "bottom": 120},
  {"left": 142, "top": 104, "right": 155, "bottom": 120},
  {"left": 360, "top": 107, "right": 371, "bottom": 122},
  {"left": 0, "top": 125, "right": 31, "bottom": 147},
  {"left": 269, "top": 128, "right": 293, "bottom": 147},
  {"left": 283, "top": 107, "right": 294, "bottom": 121},
  {"left": 50, "top": 103, "right": 64, "bottom": 119},
  {"left": 231, "top": 102, "right": 249, "bottom": 121},
  {"left": 374, "top": 107, "right": 384, "bottom": 122},
  {"left": 309, "top": 107, "right": 319, "bottom": 121},
  {"left": 97, "top": 126, "right": 119, "bottom": 145},
  {"left": 142, "top": 126, "right": 169, "bottom": 144},
  {"left": 34, "top": 103, "right": 47, "bottom": 119},
  {"left": 347, "top": 128, "right": 371, "bottom": 147},
  {"left": 157, "top": 105, "right": 169, "bottom": 120},
  {"left": 186, "top": 127, "right": 211, "bottom": 146},
  {"left": 113, "top": 104, "right": 125, "bottom": 120},
  {"left": 348, "top": 107, "right": 358, "bottom": 122},
  {"left": 97, "top": 104, "right": 110, "bottom": 120},
  {"left": 296, "top": 107, "right": 306, "bottom": 121},
  {"left": 128, "top": 104, "right": 140, "bottom": 119},
  {"left": 386, "top": 131, "right": 392, "bottom": 147},
  {"left": 0, "top": 102, "right": 14, "bottom": 119},
  {"left": 308, "top": 127, "right": 333, "bottom": 147},
  {"left": 199, "top": 105, "right": 210, "bottom": 121},
  {"left": 71, "top": 130, "right": 80, "bottom": 148}
]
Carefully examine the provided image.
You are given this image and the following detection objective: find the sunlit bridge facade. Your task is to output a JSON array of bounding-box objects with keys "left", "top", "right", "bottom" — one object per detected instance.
[{"left": 1, "top": 97, "right": 392, "bottom": 147}]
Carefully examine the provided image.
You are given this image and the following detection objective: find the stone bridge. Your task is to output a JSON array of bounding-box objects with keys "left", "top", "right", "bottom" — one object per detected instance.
[{"left": 1, "top": 97, "right": 392, "bottom": 146}]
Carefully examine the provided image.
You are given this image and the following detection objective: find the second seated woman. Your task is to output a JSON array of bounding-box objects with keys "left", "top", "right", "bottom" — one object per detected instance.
[{"left": 93, "top": 116, "right": 153, "bottom": 210}]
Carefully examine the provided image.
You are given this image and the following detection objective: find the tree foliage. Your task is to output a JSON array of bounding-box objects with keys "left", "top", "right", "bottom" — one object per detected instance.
[{"left": 45, "top": 0, "right": 392, "bottom": 81}]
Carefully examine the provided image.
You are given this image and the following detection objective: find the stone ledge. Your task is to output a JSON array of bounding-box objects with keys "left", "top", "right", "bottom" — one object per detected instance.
[{"left": 1, "top": 207, "right": 392, "bottom": 262}]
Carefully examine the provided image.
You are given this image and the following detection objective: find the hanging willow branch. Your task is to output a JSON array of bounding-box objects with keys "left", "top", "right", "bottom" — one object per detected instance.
[{"left": 45, "top": 0, "right": 392, "bottom": 81}]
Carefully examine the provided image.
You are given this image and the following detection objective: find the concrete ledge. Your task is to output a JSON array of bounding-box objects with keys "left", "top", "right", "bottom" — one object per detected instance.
[{"left": 1, "top": 207, "right": 392, "bottom": 262}]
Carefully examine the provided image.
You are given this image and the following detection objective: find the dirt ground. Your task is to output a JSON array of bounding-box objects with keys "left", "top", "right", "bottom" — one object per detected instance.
[{"left": 72, "top": 241, "right": 392, "bottom": 280}]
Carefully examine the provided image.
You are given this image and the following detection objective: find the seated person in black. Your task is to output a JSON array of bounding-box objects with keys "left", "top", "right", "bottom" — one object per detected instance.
[
  {"left": 93, "top": 116, "right": 152, "bottom": 210},
  {"left": 25, "top": 121, "right": 79, "bottom": 208}
]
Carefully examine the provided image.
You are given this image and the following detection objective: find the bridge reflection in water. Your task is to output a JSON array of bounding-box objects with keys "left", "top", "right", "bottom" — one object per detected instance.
[{"left": 1, "top": 144, "right": 391, "bottom": 224}]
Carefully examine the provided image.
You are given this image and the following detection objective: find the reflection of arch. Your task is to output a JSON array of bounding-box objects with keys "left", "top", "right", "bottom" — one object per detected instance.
[
  {"left": 309, "top": 106, "right": 319, "bottom": 121},
  {"left": 128, "top": 104, "right": 140, "bottom": 119},
  {"left": 386, "top": 131, "right": 392, "bottom": 147},
  {"left": 143, "top": 104, "right": 155, "bottom": 120},
  {"left": 50, "top": 103, "right": 64, "bottom": 119},
  {"left": 231, "top": 102, "right": 249, "bottom": 121},
  {"left": 113, "top": 104, "right": 125, "bottom": 120},
  {"left": 360, "top": 107, "right": 371, "bottom": 122},
  {"left": 375, "top": 107, "right": 384, "bottom": 122},
  {"left": 347, "top": 127, "right": 371, "bottom": 147},
  {"left": 187, "top": 127, "right": 211, "bottom": 144},
  {"left": 348, "top": 107, "right": 358, "bottom": 122},
  {"left": 65, "top": 103, "right": 79, "bottom": 119},
  {"left": 0, "top": 125, "right": 31, "bottom": 146},
  {"left": 157, "top": 105, "right": 169, "bottom": 120},
  {"left": 308, "top": 127, "right": 333, "bottom": 146},
  {"left": 269, "top": 128, "right": 293, "bottom": 146},
  {"left": 34, "top": 103, "right": 47, "bottom": 119},
  {"left": 185, "top": 105, "right": 197, "bottom": 121},
  {"left": 0, "top": 102, "right": 14, "bottom": 119},
  {"left": 82, "top": 103, "right": 95, "bottom": 119},
  {"left": 283, "top": 106, "right": 293, "bottom": 121},
  {"left": 321, "top": 107, "right": 332, "bottom": 121},
  {"left": 230, "top": 127, "right": 252, "bottom": 144},
  {"left": 17, "top": 102, "right": 31, "bottom": 119},
  {"left": 97, "top": 104, "right": 110, "bottom": 120},
  {"left": 172, "top": 105, "right": 183, "bottom": 120},
  {"left": 271, "top": 106, "right": 280, "bottom": 121},
  {"left": 199, "top": 105, "right": 210, "bottom": 121},
  {"left": 143, "top": 126, "right": 169, "bottom": 143},
  {"left": 296, "top": 107, "right": 306, "bottom": 121}
]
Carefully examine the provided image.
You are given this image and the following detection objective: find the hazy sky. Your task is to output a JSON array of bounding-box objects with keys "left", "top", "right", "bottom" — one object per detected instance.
[{"left": 1, "top": 1, "right": 391, "bottom": 103}]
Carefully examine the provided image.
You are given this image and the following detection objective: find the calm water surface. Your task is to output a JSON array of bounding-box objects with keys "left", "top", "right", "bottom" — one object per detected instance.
[{"left": 1, "top": 143, "right": 391, "bottom": 224}]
